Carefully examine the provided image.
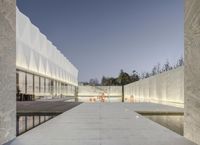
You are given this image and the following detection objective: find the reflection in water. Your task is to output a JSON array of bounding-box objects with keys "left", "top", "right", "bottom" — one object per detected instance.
[
  {"left": 17, "top": 115, "right": 56, "bottom": 136},
  {"left": 143, "top": 115, "right": 183, "bottom": 135}
]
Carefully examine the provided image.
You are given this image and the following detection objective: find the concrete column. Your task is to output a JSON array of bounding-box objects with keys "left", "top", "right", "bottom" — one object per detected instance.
[
  {"left": 0, "top": 0, "right": 16, "bottom": 144},
  {"left": 122, "top": 85, "right": 124, "bottom": 102},
  {"left": 75, "top": 86, "right": 78, "bottom": 102},
  {"left": 184, "top": 0, "right": 200, "bottom": 144}
]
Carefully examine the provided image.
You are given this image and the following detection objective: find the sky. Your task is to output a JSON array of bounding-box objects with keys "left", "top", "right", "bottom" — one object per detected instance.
[{"left": 17, "top": 0, "right": 184, "bottom": 82}]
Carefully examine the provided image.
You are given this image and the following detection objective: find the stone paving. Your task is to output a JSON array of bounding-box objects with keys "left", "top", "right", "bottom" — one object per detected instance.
[{"left": 7, "top": 103, "right": 196, "bottom": 145}]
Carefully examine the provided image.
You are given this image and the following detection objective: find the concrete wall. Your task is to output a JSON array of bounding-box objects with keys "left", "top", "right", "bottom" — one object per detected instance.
[
  {"left": 184, "top": 0, "right": 200, "bottom": 144},
  {"left": 0, "top": 0, "right": 16, "bottom": 144},
  {"left": 78, "top": 86, "right": 122, "bottom": 102},
  {"left": 124, "top": 67, "right": 184, "bottom": 107}
]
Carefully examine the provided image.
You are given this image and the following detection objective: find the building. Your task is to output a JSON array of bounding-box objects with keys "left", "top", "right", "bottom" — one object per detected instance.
[{"left": 16, "top": 8, "right": 78, "bottom": 101}]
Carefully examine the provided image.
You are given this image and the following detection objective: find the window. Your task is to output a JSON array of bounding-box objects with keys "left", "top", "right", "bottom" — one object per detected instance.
[
  {"left": 34, "top": 75, "right": 39, "bottom": 95},
  {"left": 27, "top": 73, "right": 33, "bottom": 94},
  {"left": 40, "top": 77, "right": 44, "bottom": 95},
  {"left": 18, "top": 71, "right": 26, "bottom": 94}
]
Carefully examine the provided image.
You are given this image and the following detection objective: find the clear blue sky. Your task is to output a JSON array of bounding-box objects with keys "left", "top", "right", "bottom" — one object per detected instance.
[{"left": 17, "top": 0, "right": 184, "bottom": 82}]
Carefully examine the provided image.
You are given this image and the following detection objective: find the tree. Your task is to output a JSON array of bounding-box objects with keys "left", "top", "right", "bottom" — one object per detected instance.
[
  {"left": 156, "top": 63, "right": 161, "bottom": 74},
  {"left": 89, "top": 78, "right": 99, "bottom": 86},
  {"left": 177, "top": 56, "right": 184, "bottom": 67},
  {"left": 116, "top": 69, "right": 132, "bottom": 85},
  {"left": 152, "top": 66, "right": 157, "bottom": 76},
  {"left": 162, "top": 60, "right": 172, "bottom": 72},
  {"left": 99, "top": 57, "right": 183, "bottom": 84},
  {"left": 130, "top": 70, "right": 140, "bottom": 82},
  {"left": 101, "top": 76, "right": 119, "bottom": 86},
  {"left": 101, "top": 76, "right": 107, "bottom": 85},
  {"left": 144, "top": 72, "right": 150, "bottom": 78}
]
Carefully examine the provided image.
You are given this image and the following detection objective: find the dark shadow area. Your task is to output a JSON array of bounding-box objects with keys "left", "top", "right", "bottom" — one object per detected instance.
[
  {"left": 140, "top": 113, "right": 183, "bottom": 135},
  {"left": 16, "top": 101, "right": 82, "bottom": 136}
]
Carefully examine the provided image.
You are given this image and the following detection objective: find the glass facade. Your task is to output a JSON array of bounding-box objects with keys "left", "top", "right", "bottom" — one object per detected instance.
[
  {"left": 16, "top": 70, "right": 76, "bottom": 101},
  {"left": 40, "top": 77, "right": 44, "bottom": 95},
  {"left": 34, "top": 75, "right": 39, "bottom": 96},
  {"left": 18, "top": 71, "right": 26, "bottom": 94},
  {"left": 27, "top": 73, "right": 33, "bottom": 95},
  {"left": 17, "top": 115, "right": 55, "bottom": 135}
]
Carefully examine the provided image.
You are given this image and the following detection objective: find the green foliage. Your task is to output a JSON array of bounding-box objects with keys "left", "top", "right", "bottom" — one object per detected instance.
[
  {"left": 101, "top": 69, "right": 140, "bottom": 86},
  {"left": 140, "top": 56, "right": 184, "bottom": 79},
  {"left": 89, "top": 56, "right": 184, "bottom": 86}
]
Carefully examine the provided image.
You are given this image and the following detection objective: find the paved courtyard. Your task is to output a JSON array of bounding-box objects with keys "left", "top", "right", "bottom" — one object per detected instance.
[{"left": 7, "top": 103, "right": 196, "bottom": 145}]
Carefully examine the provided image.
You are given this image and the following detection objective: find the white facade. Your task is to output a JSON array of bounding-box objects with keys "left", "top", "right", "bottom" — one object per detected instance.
[
  {"left": 16, "top": 8, "right": 78, "bottom": 86},
  {"left": 124, "top": 67, "right": 184, "bottom": 107},
  {"left": 78, "top": 86, "right": 122, "bottom": 102},
  {"left": 78, "top": 86, "right": 122, "bottom": 96}
]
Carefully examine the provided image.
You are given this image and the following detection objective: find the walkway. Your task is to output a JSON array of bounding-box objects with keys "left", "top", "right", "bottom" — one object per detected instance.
[{"left": 7, "top": 103, "right": 196, "bottom": 145}]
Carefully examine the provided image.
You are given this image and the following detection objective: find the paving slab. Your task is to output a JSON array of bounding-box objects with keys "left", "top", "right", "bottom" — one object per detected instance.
[{"left": 7, "top": 103, "right": 196, "bottom": 145}]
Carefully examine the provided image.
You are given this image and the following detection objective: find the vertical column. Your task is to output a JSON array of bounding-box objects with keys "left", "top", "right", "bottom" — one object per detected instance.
[
  {"left": 75, "top": 86, "right": 78, "bottom": 102},
  {"left": 0, "top": 0, "right": 16, "bottom": 144},
  {"left": 184, "top": 0, "right": 200, "bottom": 144},
  {"left": 122, "top": 85, "right": 124, "bottom": 102}
]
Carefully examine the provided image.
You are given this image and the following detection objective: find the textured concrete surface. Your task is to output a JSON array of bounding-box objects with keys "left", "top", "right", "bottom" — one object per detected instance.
[
  {"left": 124, "top": 67, "right": 184, "bottom": 107},
  {"left": 7, "top": 103, "right": 195, "bottom": 145},
  {"left": 184, "top": 0, "right": 200, "bottom": 144},
  {"left": 0, "top": 0, "right": 16, "bottom": 144}
]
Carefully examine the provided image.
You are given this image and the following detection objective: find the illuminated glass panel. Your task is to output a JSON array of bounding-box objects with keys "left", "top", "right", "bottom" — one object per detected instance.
[
  {"left": 45, "top": 78, "right": 50, "bottom": 95},
  {"left": 18, "top": 71, "right": 26, "bottom": 94},
  {"left": 27, "top": 73, "right": 33, "bottom": 94},
  {"left": 57, "top": 82, "right": 61, "bottom": 95},
  {"left": 34, "top": 75, "right": 39, "bottom": 95},
  {"left": 40, "top": 77, "right": 44, "bottom": 95},
  {"left": 50, "top": 80, "right": 54, "bottom": 95}
]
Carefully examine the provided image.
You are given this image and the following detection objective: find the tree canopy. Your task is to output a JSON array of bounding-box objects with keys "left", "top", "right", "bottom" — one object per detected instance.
[
  {"left": 101, "top": 69, "right": 139, "bottom": 86},
  {"left": 83, "top": 56, "right": 184, "bottom": 86}
]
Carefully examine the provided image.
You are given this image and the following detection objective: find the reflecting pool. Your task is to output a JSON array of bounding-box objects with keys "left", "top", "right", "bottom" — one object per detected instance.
[{"left": 142, "top": 114, "right": 183, "bottom": 135}]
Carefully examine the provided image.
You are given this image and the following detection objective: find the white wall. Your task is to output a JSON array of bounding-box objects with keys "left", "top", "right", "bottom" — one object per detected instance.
[
  {"left": 78, "top": 86, "right": 122, "bottom": 102},
  {"left": 124, "top": 67, "right": 184, "bottom": 107},
  {"left": 78, "top": 97, "right": 122, "bottom": 103},
  {"left": 16, "top": 8, "right": 78, "bottom": 86}
]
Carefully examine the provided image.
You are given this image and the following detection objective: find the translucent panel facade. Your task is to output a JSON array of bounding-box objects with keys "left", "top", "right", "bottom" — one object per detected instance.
[
  {"left": 16, "top": 8, "right": 78, "bottom": 101},
  {"left": 16, "top": 8, "right": 78, "bottom": 87}
]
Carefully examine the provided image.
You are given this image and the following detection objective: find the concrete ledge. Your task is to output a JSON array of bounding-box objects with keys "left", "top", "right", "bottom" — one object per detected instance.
[{"left": 7, "top": 103, "right": 196, "bottom": 145}]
